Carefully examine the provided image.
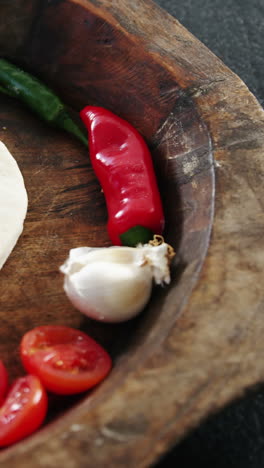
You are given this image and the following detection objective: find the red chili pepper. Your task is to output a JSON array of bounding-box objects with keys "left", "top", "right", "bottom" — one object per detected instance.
[{"left": 80, "top": 106, "right": 164, "bottom": 246}]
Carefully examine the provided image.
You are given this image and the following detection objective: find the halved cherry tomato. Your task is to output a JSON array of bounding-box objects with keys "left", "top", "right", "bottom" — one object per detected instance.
[
  {"left": 20, "top": 326, "right": 112, "bottom": 395},
  {"left": 0, "top": 361, "right": 8, "bottom": 405},
  {"left": 0, "top": 375, "right": 47, "bottom": 446}
]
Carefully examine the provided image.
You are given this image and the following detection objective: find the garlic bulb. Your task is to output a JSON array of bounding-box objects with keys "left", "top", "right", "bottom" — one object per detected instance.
[{"left": 60, "top": 242, "right": 173, "bottom": 323}]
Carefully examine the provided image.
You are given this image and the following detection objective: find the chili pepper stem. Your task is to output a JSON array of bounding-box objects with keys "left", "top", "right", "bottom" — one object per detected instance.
[{"left": 120, "top": 225, "right": 154, "bottom": 247}]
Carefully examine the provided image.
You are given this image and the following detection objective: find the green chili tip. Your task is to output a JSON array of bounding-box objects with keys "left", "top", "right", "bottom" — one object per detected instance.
[
  {"left": 57, "top": 111, "right": 88, "bottom": 147},
  {"left": 0, "top": 58, "right": 88, "bottom": 148}
]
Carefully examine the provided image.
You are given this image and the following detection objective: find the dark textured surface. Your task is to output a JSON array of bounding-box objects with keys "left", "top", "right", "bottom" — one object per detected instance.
[
  {"left": 156, "top": 385, "right": 264, "bottom": 468},
  {"left": 155, "top": 1, "right": 264, "bottom": 467},
  {"left": 156, "top": 0, "right": 264, "bottom": 106}
]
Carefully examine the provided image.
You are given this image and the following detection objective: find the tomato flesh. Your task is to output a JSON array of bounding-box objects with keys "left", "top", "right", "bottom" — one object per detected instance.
[
  {"left": 0, "top": 375, "right": 47, "bottom": 446},
  {"left": 20, "top": 326, "right": 112, "bottom": 395},
  {"left": 0, "top": 361, "right": 8, "bottom": 405}
]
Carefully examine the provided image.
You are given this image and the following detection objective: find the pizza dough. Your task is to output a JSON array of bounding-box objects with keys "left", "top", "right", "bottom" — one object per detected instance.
[{"left": 0, "top": 141, "right": 28, "bottom": 269}]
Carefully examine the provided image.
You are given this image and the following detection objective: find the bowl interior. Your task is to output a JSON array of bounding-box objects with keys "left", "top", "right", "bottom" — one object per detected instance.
[{"left": 0, "top": 0, "right": 214, "bottom": 454}]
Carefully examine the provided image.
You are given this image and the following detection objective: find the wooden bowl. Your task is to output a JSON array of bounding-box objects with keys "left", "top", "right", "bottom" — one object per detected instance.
[{"left": 0, "top": 1, "right": 263, "bottom": 466}]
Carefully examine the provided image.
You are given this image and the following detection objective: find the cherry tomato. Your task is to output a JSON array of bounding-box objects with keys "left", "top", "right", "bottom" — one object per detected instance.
[
  {"left": 0, "top": 375, "right": 47, "bottom": 446},
  {"left": 20, "top": 326, "right": 112, "bottom": 395},
  {"left": 0, "top": 361, "right": 8, "bottom": 405}
]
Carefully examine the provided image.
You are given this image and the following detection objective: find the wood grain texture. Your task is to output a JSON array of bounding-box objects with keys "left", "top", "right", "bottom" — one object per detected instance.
[{"left": 0, "top": 0, "right": 263, "bottom": 466}]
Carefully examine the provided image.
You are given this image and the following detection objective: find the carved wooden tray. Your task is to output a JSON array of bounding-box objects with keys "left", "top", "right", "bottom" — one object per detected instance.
[{"left": 0, "top": 1, "right": 263, "bottom": 467}]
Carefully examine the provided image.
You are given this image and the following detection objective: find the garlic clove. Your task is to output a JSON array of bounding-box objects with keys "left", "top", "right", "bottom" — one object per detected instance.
[
  {"left": 60, "top": 242, "right": 174, "bottom": 323},
  {"left": 62, "top": 252, "right": 152, "bottom": 322}
]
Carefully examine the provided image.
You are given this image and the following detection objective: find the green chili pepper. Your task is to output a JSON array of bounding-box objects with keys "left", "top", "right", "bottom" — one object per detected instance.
[{"left": 0, "top": 58, "right": 87, "bottom": 147}]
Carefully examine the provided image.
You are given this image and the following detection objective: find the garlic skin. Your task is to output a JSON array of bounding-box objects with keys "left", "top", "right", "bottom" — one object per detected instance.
[{"left": 60, "top": 243, "right": 172, "bottom": 323}]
